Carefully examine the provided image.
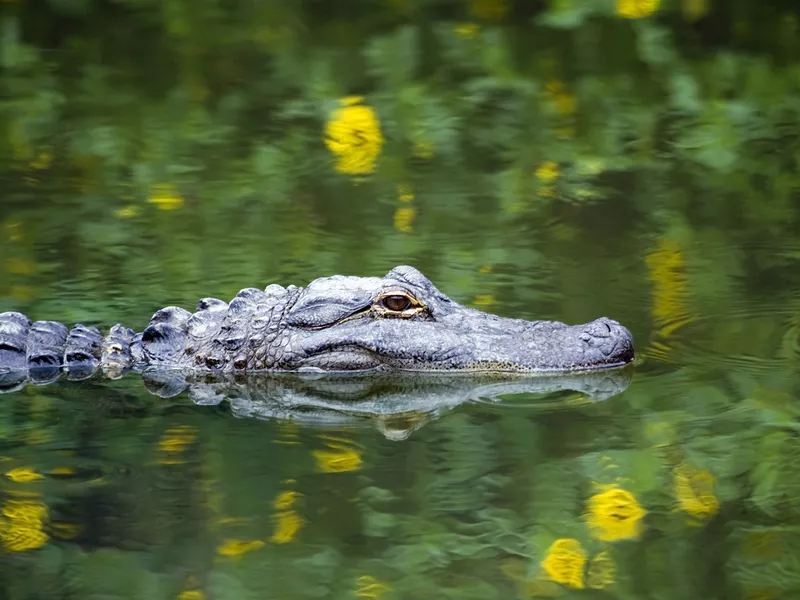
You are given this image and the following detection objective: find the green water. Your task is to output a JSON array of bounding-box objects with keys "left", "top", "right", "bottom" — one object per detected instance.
[{"left": 2, "top": 1, "right": 800, "bottom": 598}]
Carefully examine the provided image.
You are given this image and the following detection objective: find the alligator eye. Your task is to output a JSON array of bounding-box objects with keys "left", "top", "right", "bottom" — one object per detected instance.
[{"left": 381, "top": 295, "right": 413, "bottom": 312}]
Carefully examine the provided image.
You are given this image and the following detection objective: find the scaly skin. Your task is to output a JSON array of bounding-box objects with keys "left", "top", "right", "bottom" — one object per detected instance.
[{"left": 0, "top": 265, "right": 635, "bottom": 381}]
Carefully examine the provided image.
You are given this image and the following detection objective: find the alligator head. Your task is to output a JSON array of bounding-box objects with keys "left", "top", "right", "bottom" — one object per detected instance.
[{"left": 276, "top": 265, "right": 635, "bottom": 373}]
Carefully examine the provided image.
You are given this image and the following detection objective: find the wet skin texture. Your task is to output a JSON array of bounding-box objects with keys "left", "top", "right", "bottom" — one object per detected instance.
[{"left": 0, "top": 265, "right": 635, "bottom": 376}]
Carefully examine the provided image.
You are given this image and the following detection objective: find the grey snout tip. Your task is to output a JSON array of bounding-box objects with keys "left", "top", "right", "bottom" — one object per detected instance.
[{"left": 584, "top": 317, "right": 635, "bottom": 365}]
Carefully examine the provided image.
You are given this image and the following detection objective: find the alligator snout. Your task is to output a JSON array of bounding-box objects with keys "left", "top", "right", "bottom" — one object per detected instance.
[{"left": 579, "top": 317, "right": 635, "bottom": 367}]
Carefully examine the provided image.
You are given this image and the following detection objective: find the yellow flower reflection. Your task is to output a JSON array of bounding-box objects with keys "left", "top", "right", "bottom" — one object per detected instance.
[
  {"left": 355, "top": 575, "right": 391, "bottom": 599},
  {"left": 616, "top": 0, "right": 660, "bottom": 19},
  {"left": 397, "top": 184, "right": 414, "bottom": 203},
  {"left": 148, "top": 184, "right": 184, "bottom": 210},
  {"left": 587, "top": 550, "right": 616, "bottom": 589},
  {"left": 453, "top": 22, "right": 480, "bottom": 38},
  {"left": 270, "top": 488, "right": 304, "bottom": 544},
  {"left": 535, "top": 161, "right": 560, "bottom": 183},
  {"left": 585, "top": 486, "right": 646, "bottom": 541},
  {"left": 394, "top": 184, "right": 416, "bottom": 233},
  {"left": 0, "top": 498, "right": 49, "bottom": 552},
  {"left": 541, "top": 538, "right": 586, "bottom": 589},
  {"left": 48, "top": 466, "right": 77, "bottom": 476},
  {"left": 5, "top": 467, "right": 45, "bottom": 483},
  {"left": 646, "top": 237, "right": 693, "bottom": 338},
  {"left": 324, "top": 96, "right": 384, "bottom": 176},
  {"left": 273, "top": 490, "right": 301, "bottom": 511},
  {"left": 270, "top": 510, "right": 304, "bottom": 544},
  {"left": 393, "top": 207, "right": 416, "bottom": 233},
  {"left": 216, "top": 538, "right": 265, "bottom": 557},
  {"left": 3, "top": 526, "right": 49, "bottom": 552},
  {"left": 314, "top": 435, "right": 364, "bottom": 473},
  {"left": 114, "top": 205, "right": 140, "bottom": 219},
  {"left": 674, "top": 464, "right": 719, "bottom": 519},
  {"left": 158, "top": 425, "right": 198, "bottom": 465}
]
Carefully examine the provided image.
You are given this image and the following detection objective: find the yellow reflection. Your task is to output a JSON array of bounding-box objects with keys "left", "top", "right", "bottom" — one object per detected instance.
[
  {"left": 324, "top": 96, "right": 384, "bottom": 176},
  {"left": 269, "top": 488, "right": 304, "bottom": 544},
  {"left": 674, "top": 464, "right": 719, "bottom": 520},
  {"left": 616, "top": 0, "right": 660, "bottom": 19},
  {"left": 114, "top": 205, "right": 141, "bottom": 219},
  {"left": 645, "top": 237, "right": 694, "bottom": 346},
  {"left": 148, "top": 184, "right": 184, "bottom": 210},
  {"left": 216, "top": 538, "right": 265, "bottom": 557},
  {"left": 397, "top": 184, "right": 414, "bottom": 203},
  {"left": 393, "top": 207, "right": 416, "bottom": 233},
  {"left": 3, "top": 499, "right": 47, "bottom": 522},
  {"left": 273, "top": 491, "right": 301, "bottom": 511},
  {"left": 270, "top": 510, "right": 304, "bottom": 544},
  {"left": 47, "top": 467, "right": 77, "bottom": 475},
  {"left": 314, "top": 435, "right": 363, "bottom": 473},
  {"left": 0, "top": 498, "right": 49, "bottom": 552},
  {"left": 158, "top": 425, "right": 198, "bottom": 464},
  {"left": 472, "top": 294, "right": 496, "bottom": 307},
  {"left": 535, "top": 160, "right": 560, "bottom": 183},
  {"left": 587, "top": 550, "right": 616, "bottom": 589},
  {"left": 453, "top": 22, "right": 480, "bottom": 38},
  {"left": 3, "top": 527, "right": 49, "bottom": 552},
  {"left": 585, "top": 486, "right": 646, "bottom": 541},
  {"left": 5, "top": 467, "right": 45, "bottom": 483},
  {"left": 355, "top": 575, "right": 391, "bottom": 599},
  {"left": 541, "top": 538, "right": 586, "bottom": 589},
  {"left": 177, "top": 590, "right": 206, "bottom": 600}
]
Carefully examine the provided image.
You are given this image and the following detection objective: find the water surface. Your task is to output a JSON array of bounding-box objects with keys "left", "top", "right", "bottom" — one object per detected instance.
[{"left": 2, "top": 2, "right": 800, "bottom": 598}]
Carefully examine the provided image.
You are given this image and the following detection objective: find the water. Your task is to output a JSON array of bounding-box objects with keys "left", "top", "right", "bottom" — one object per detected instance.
[{"left": 2, "top": 2, "right": 800, "bottom": 598}]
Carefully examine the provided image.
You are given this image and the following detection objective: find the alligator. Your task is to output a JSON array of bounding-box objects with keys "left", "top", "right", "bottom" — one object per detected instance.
[{"left": 0, "top": 265, "right": 634, "bottom": 387}]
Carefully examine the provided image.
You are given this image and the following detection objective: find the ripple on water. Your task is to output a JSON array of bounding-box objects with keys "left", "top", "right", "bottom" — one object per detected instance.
[{"left": 642, "top": 299, "right": 800, "bottom": 376}]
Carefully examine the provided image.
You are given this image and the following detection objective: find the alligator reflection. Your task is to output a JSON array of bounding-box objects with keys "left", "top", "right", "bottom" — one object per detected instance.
[{"left": 2, "top": 366, "right": 633, "bottom": 440}]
